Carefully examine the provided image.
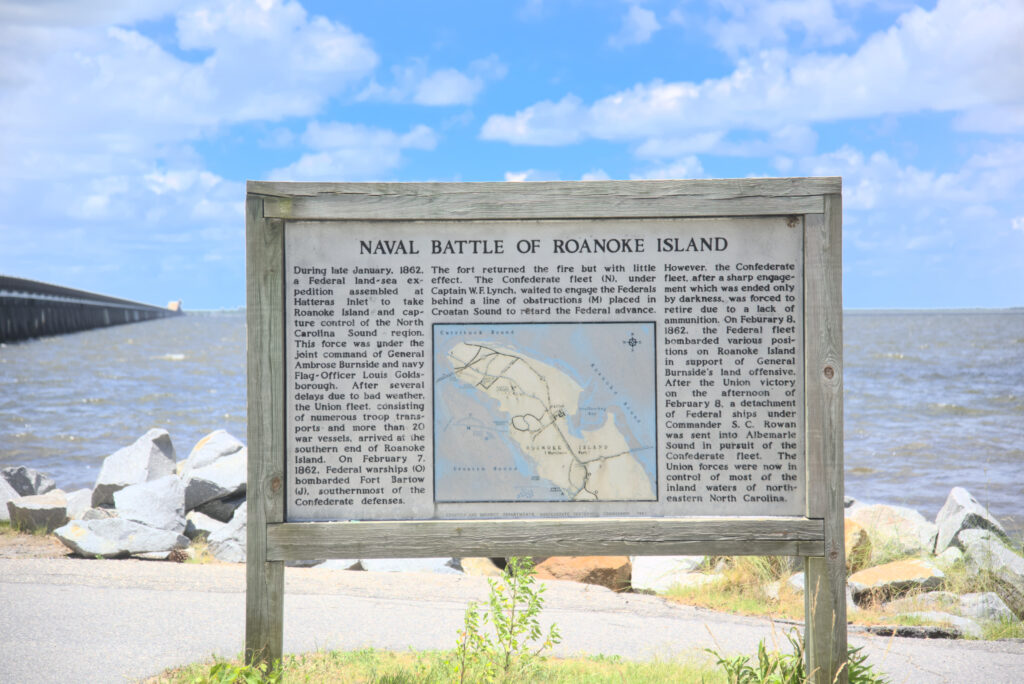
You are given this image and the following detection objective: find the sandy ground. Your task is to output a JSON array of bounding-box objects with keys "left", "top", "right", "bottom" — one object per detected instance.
[{"left": 0, "top": 527, "right": 74, "bottom": 559}]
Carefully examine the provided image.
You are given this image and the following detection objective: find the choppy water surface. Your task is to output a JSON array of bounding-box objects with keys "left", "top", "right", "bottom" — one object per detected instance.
[
  {"left": 844, "top": 310, "right": 1024, "bottom": 536},
  {"left": 0, "top": 312, "right": 246, "bottom": 490},
  {"left": 1, "top": 309, "right": 1021, "bottom": 536}
]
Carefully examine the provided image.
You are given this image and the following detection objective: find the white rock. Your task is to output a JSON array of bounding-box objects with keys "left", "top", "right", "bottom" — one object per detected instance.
[
  {"left": 318, "top": 559, "right": 362, "bottom": 570},
  {"left": 184, "top": 448, "right": 246, "bottom": 511},
  {"left": 959, "top": 592, "right": 1016, "bottom": 622},
  {"left": 360, "top": 557, "right": 462, "bottom": 574},
  {"left": 82, "top": 507, "right": 117, "bottom": 520},
  {"left": 180, "top": 430, "right": 245, "bottom": 476},
  {"left": 6, "top": 489, "right": 68, "bottom": 532},
  {"left": 937, "top": 546, "right": 964, "bottom": 568},
  {"left": 629, "top": 555, "right": 705, "bottom": 593},
  {"left": 959, "top": 529, "right": 1024, "bottom": 617},
  {"left": 0, "top": 478, "right": 19, "bottom": 522},
  {"left": 885, "top": 591, "right": 958, "bottom": 614},
  {"left": 54, "top": 518, "right": 189, "bottom": 558},
  {"left": 64, "top": 488, "right": 93, "bottom": 520},
  {"left": 184, "top": 510, "right": 226, "bottom": 540},
  {"left": 7, "top": 489, "right": 69, "bottom": 532},
  {"left": 788, "top": 572, "right": 805, "bottom": 593},
  {"left": 934, "top": 487, "right": 1009, "bottom": 554},
  {"left": 903, "top": 611, "right": 983, "bottom": 639},
  {"left": 92, "top": 429, "right": 176, "bottom": 507},
  {"left": 848, "top": 503, "right": 937, "bottom": 556},
  {"left": 208, "top": 504, "right": 247, "bottom": 563},
  {"left": 113, "top": 475, "right": 185, "bottom": 533}
]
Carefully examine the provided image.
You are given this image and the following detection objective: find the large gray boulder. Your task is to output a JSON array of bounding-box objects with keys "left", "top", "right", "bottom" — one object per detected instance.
[
  {"left": 1, "top": 465, "right": 56, "bottom": 497},
  {"left": 959, "top": 592, "right": 1017, "bottom": 622},
  {"left": 960, "top": 529, "right": 1024, "bottom": 618},
  {"left": 208, "top": 504, "right": 247, "bottom": 563},
  {"left": 53, "top": 518, "right": 189, "bottom": 558},
  {"left": 92, "top": 429, "right": 176, "bottom": 507},
  {"left": 629, "top": 555, "right": 705, "bottom": 593},
  {"left": 934, "top": 487, "right": 1009, "bottom": 553},
  {"left": 847, "top": 558, "right": 944, "bottom": 605},
  {"left": 184, "top": 448, "right": 246, "bottom": 512},
  {"left": 848, "top": 503, "right": 937, "bottom": 556},
  {"left": 184, "top": 510, "right": 225, "bottom": 540},
  {"left": 903, "top": 612, "right": 983, "bottom": 639},
  {"left": 0, "top": 478, "right": 19, "bottom": 522},
  {"left": 113, "top": 475, "right": 185, "bottom": 533},
  {"left": 882, "top": 590, "right": 1015, "bottom": 623},
  {"left": 64, "top": 488, "right": 94, "bottom": 520},
  {"left": 179, "top": 429, "right": 245, "bottom": 476},
  {"left": 195, "top": 493, "right": 246, "bottom": 522},
  {"left": 6, "top": 490, "right": 68, "bottom": 532}
]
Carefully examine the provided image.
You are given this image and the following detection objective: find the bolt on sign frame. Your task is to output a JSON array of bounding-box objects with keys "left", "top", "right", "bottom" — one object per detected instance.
[{"left": 245, "top": 178, "right": 845, "bottom": 683}]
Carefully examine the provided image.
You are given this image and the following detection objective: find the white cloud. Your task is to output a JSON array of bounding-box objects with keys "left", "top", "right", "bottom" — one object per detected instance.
[
  {"left": 504, "top": 169, "right": 560, "bottom": 182},
  {"left": 414, "top": 69, "right": 483, "bottom": 106},
  {"left": 581, "top": 169, "right": 611, "bottom": 181},
  {"left": 481, "top": 94, "right": 586, "bottom": 145},
  {"left": 801, "top": 142, "right": 1024, "bottom": 210},
  {"left": 635, "top": 125, "right": 817, "bottom": 159},
  {"left": 609, "top": 5, "right": 661, "bottom": 48},
  {"left": 482, "top": 0, "right": 1024, "bottom": 146},
  {"left": 631, "top": 156, "right": 705, "bottom": 180},
  {"left": 361, "top": 55, "right": 507, "bottom": 106},
  {"left": 0, "top": 1, "right": 377, "bottom": 172},
  {"left": 708, "top": 0, "right": 856, "bottom": 55},
  {"left": 1012, "top": 217, "right": 1024, "bottom": 234},
  {"left": 270, "top": 123, "right": 437, "bottom": 181}
]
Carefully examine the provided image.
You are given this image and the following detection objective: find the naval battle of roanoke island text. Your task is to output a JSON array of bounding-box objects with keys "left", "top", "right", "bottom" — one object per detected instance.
[{"left": 284, "top": 218, "right": 805, "bottom": 522}]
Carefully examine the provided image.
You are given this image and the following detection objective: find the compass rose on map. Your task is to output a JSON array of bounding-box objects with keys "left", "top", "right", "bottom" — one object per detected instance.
[{"left": 623, "top": 332, "right": 641, "bottom": 352}]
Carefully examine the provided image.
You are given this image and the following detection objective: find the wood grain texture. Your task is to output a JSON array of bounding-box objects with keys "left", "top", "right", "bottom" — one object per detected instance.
[
  {"left": 265, "top": 517, "right": 824, "bottom": 560},
  {"left": 247, "top": 178, "right": 839, "bottom": 220},
  {"left": 804, "top": 192, "right": 846, "bottom": 684},
  {"left": 244, "top": 196, "right": 286, "bottom": 666}
]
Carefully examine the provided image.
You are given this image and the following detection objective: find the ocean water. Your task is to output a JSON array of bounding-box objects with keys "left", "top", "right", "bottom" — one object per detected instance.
[
  {"left": 843, "top": 310, "right": 1023, "bottom": 537},
  {"left": 1, "top": 309, "right": 1021, "bottom": 537}
]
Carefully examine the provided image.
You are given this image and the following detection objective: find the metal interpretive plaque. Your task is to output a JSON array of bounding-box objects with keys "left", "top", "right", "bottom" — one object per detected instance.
[{"left": 284, "top": 217, "right": 804, "bottom": 522}]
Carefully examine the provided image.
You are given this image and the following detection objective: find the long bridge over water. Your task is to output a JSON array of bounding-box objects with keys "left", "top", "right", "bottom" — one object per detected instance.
[{"left": 0, "top": 275, "right": 182, "bottom": 343}]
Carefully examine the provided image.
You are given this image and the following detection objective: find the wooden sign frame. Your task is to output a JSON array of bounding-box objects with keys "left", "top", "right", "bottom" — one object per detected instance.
[{"left": 245, "top": 178, "right": 845, "bottom": 682}]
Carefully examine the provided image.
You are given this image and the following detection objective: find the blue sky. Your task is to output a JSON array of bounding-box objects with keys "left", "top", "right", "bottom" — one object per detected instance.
[{"left": 1, "top": 0, "right": 1022, "bottom": 310}]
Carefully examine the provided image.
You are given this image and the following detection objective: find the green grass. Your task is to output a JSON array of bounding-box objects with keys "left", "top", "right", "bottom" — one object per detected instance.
[
  {"left": 0, "top": 517, "right": 52, "bottom": 536},
  {"left": 145, "top": 649, "right": 728, "bottom": 683},
  {"left": 665, "top": 556, "right": 805, "bottom": 622},
  {"left": 664, "top": 555, "right": 1024, "bottom": 640}
]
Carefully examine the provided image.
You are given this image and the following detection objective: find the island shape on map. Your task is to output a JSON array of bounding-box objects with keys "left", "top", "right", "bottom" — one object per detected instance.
[{"left": 446, "top": 341, "right": 655, "bottom": 501}]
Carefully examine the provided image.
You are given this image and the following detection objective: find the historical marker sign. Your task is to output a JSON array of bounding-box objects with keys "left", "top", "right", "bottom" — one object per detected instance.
[
  {"left": 285, "top": 217, "right": 805, "bottom": 521},
  {"left": 247, "top": 179, "right": 845, "bottom": 682}
]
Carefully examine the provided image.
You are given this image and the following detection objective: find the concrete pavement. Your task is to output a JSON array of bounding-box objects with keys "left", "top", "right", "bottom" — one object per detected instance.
[{"left": 2, "top": 558, "right": 1022, "bottom": 683}]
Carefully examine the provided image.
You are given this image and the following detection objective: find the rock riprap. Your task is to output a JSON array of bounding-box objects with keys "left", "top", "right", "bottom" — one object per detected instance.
[
  {"left": 179, "top": 429, "right": 245, "bottom": 476},
  {"left": 934, "top": 487, "right": 1010, "bottom": 554},
  {"left": 113, "top": 475, "right": 186, "bottom": 533},
  {"left": 6, "top": 490, "right": 69, "bottom": 533},
  {"left": 2, "top": 465, "right": 57, "bottom": 497},
  {"left": 629, "top": 555, "right": 705, "bottom": 593},
  {"left": 92, "top": 428, "right": 176, "bottom": 507},
  {"left": 54, "top": 518, "right": 189, "bottom": 558}
]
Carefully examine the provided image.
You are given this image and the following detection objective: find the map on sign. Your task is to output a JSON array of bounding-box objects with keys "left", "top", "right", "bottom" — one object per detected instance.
[{"left": 433, "top": 322, "right": 657, "bottom": 503}]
